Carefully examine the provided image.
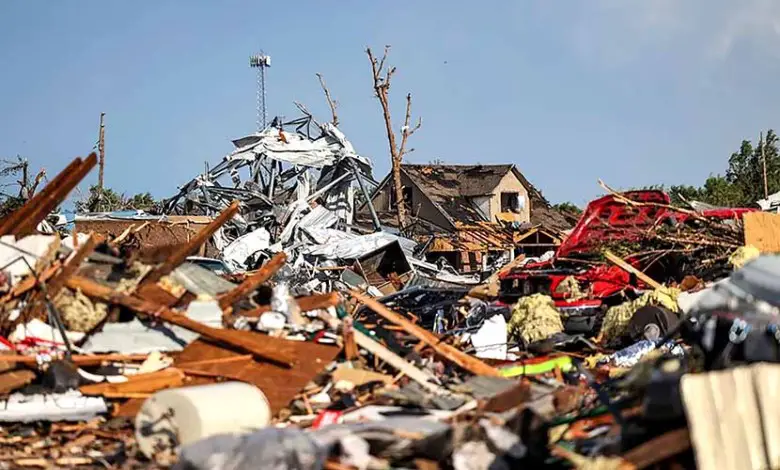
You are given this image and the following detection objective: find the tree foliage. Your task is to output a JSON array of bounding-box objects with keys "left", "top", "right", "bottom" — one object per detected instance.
[
  {"left": 552, "top": 202, "right": 583, "bottom": 215},
  {"left": 0, "top": 156, "right": 46, "bottom": 218},
  {"left": 76, "top": 185, "right": 158, "bottom": 213},
  {"left": 667, "top": 130, "right": 779, "bottom": 208}
]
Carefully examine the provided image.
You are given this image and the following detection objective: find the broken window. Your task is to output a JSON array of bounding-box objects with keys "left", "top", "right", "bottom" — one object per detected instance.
[{"left": 501, "top": 192, "right": 522, "bottom": 213}]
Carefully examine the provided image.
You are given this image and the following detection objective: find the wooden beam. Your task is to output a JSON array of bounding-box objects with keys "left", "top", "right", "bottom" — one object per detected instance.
[
  {"left": 348, "top": 290, "right": 502, "bottom": 377},
  {"left": 80, "top": 368, "right": 185, "bottom": 396},
  {"left": 66, "top": 274, "right": 295, "bottom": 368},
  {"left": 0, "top": 157, "right": 82, "bottom": 235},
  {"left": 217, "top": 251, "right": 287, "bottom": 310},
  {"left": 603, "top": 250, "right": 663, "bottom": 290},
  {"left": 142, "top": 200, "right": 240, "bottom": 285},
  {"left": 352, "top": 329, "right": 446, "bottom": 393},
  {"left": 14, "top": 153, "right": 98, "bottom": 237},
  {"left": 0, "top": 353, "right": 149, "bottom": 366}
]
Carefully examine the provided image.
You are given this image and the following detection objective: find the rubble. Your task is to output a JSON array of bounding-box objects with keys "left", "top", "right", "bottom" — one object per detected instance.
[{"left": 1, "top": 113, "right": 779, "bottom": 470}]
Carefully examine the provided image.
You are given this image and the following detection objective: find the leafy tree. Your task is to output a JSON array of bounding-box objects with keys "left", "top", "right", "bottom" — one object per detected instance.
[
  {"left": 76, "top": 185, "right": 159, "bottom": 212},
  {"left": 666, "top": 129, "right": 779, "bottom": 208},
  {"left": 726, "top": 130, "right": 780, "bottom": 204},
  {"left": 125, "top": 192, "right": 156, "bottom": 211},
  {"left": 668, "top": 184, "right": 703, "bottom": 206},
  {"left": 553, "top": 202, "right": 583, "bottom": 215}
]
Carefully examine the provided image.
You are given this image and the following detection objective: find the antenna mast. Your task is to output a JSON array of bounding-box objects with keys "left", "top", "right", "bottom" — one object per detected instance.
[{"left": 249, "top": 51, "right": 271, "bottom": 131}]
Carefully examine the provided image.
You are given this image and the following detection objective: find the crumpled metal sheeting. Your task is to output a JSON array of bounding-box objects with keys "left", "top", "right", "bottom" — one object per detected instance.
[
  {"left": 163, "top": 112, "right": 377, "bottom": 270},
  {"left": 304, "top": 231, "right": 417, "bottom": 260}
]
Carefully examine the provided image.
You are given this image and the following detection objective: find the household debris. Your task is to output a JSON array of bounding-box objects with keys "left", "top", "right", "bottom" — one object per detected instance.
[{"left": 0, "top": 118, "right": 777, "bottom": 470}]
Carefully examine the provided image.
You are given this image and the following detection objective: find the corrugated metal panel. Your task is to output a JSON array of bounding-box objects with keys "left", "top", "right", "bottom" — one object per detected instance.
[
  {"left": 304, "top": 231, "right": 418, "bottom": 260},
  {"left": 297, "top": 206, "right": 339, "bottom": 231}
]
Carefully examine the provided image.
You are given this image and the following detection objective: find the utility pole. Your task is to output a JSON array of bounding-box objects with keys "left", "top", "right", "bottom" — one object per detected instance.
[
  {"left": 98, "top": 112, "right": 106, "bottom": 191},
  {"left": 761, "top": 131, "right": 769, "bottom": 199}
]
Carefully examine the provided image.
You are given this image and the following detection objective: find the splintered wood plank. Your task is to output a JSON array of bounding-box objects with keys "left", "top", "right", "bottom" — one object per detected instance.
[
  {"left": 66, "top": 274, "right": 295, "bottom": 367},
  {"left": 349, "top": 290, "right": 502, "bottom": 377},
  {"left": 603, "top": 251, "right": 662, "bottom": 290},
  {"left": 79, "top": 368, "right": 185, "bottom": 396},
  {"left": 15, "top": 153, "right": 98, "bottom": 237},
  {"left": 174, "top": 336, "right": 339, "bottom": 413},
  {"left": 0, "top": 369, "right": 36, "bottom": 395},
  {"left": 0, "top": 158, "right": 82, "bottom": 236},
  {"left": 744, "top": 211, "right": 780, "bottom": 253},
  {"left": 218, "top": 252, "right": 287, "bottom": 310}
]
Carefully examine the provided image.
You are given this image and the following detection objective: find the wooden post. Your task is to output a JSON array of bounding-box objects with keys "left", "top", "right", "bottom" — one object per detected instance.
[{"left": 98, "top": 113, "right": 106, "bottom": 192}]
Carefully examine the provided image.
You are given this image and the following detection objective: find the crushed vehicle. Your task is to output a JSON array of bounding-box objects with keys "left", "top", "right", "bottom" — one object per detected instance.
[{"left": 499, "top": 190, "right": 755, "bottom": 335}]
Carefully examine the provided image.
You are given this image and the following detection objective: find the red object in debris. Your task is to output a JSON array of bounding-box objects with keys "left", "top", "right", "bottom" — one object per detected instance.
[
  {"left": 499, "top": 190, "right": 756, "bottom": 303},
  {"left": 558, "top": 190, "right": 755, "bottom": 258},
  {"left": 557, "top": 191, "right": 669, "bottom": 258},
  {"left": 311, "top": 410, "right": 343, "bottom": 429},
  {"left": 0, "top": 336, "right": 14, "bottom": 351}
]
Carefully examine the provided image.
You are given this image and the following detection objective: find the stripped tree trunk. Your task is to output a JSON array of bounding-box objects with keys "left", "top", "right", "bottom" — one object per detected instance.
[{"left": 366, "top": 46, "right": 421, "bottom": 231}]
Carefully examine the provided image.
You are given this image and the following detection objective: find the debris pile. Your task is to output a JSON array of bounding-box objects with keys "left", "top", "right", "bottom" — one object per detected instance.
[{"left": 2, "top": 118, "right": 780, "bottom": 469}]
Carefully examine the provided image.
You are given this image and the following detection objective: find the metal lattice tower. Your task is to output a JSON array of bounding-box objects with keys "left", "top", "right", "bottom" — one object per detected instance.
[{"left": 249, "top": 51, "right": 271, "bottom": 131}]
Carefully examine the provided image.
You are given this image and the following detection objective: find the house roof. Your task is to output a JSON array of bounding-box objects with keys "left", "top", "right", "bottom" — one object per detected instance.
[
  {"left": 364, "top": 163, "right": 573, "bottom": 234},
  {"left": 401, "top": 164, "right": 517, "bottom": 198}
]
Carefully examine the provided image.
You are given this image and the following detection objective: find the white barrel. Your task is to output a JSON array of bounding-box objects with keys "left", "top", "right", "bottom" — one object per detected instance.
[{"left": 135, "top": 381, "right": 271, "bottom": 459}]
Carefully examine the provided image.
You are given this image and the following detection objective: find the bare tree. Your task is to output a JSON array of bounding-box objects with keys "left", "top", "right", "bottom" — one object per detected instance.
[
  {"left": 316, "top": 73, "right": 339, "bottom": 127},
  {"left": 366, "top": 45, "right": 422, "bottom": 230}
]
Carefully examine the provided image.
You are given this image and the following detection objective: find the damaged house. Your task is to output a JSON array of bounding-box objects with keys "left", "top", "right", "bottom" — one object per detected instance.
[{"left": 361, "top": 164, "right": 571, "bottom": 273}]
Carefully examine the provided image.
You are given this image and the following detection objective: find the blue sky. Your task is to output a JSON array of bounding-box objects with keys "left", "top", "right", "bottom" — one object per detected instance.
[{"left": 1, "top": 1, "right": 780, "bottom": 207}]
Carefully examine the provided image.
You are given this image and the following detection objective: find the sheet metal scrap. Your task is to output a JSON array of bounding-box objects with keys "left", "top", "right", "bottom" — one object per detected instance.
[{"left": 162, "top": 109, "right": 380, "bottom": 255}]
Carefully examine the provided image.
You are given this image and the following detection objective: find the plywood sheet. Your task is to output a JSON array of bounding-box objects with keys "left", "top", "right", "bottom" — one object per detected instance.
[
  {"left": 743, "top": 211, "right": 780, "bottom": 253},
  {"left": 174, "top": 333, "right": 339, "bottom": 414}
]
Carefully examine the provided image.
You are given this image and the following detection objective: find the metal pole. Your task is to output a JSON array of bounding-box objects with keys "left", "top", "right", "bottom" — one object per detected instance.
[
  {"left": 761, "top": 131, "right": 769, "bottom": 199},
  {"left": 350, "top": 161, "right": 381, "bottom": 232}
]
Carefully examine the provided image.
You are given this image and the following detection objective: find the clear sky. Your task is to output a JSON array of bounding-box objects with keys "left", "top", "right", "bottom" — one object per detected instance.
[{"left": 1, "top": 1, "right": 779, "bottom": 207}]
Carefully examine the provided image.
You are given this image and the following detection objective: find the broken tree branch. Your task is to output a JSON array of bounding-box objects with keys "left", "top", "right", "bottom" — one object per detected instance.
[
  {"left": 398, "top": 93, "right": 422, "bottom": 158},
  {"left": 316, "top": 73, "right": 339, "bottom": 127}
]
